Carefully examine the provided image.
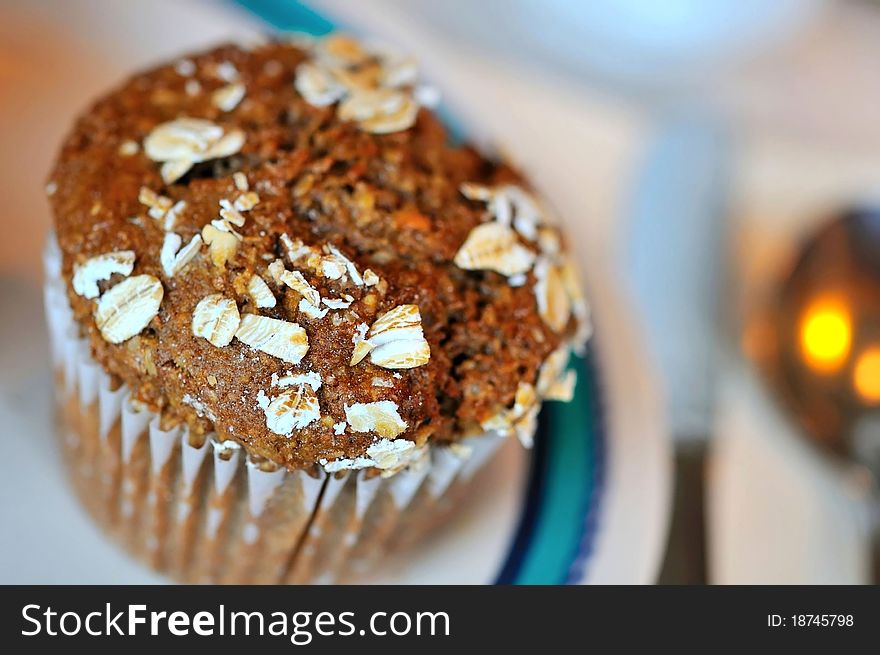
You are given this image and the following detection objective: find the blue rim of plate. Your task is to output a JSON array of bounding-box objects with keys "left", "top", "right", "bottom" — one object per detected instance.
[
  {"left": 230, "top": 0, "right": 606, "bottom": 585},
  {"left": 495, "top": 348, "right": 605, "bottom": 584}
]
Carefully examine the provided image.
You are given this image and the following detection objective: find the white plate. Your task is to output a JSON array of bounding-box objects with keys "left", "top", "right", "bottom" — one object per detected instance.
[{"left": 0, "top": 0, "right": 671, "bottom": 584}]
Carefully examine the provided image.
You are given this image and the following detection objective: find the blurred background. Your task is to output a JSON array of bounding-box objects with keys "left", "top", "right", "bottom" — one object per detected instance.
[{"left": 3, "top": 0, "right": 880, "bottom": 583}]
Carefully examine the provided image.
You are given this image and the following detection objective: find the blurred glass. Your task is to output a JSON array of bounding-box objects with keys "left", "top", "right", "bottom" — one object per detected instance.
[{"left": 382, "top": 0, "right": 824, "bottom": 95}]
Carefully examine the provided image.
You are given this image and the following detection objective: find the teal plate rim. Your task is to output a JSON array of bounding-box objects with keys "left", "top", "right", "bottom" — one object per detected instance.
[{"left": 494, "top": 349, "right": 605, "bottom": 584}]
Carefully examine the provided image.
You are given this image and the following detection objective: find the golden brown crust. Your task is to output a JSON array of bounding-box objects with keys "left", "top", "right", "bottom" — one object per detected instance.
[{"left": 47, "top": 41, "right": 580, "bottom": 470}]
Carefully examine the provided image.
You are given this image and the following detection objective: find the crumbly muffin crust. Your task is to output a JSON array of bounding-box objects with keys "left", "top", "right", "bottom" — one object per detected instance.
[{"left": 47, "top": 38, "right": 587, "bottom": 471}]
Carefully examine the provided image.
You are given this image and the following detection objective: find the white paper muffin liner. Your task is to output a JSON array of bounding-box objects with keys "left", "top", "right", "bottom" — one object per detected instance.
[{"left": 43, "top": 235, "right": 511, "bottom": 583}]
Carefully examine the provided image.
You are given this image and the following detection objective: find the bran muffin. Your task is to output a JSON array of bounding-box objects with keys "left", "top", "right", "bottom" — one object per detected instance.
[{"left": 44, "top": 34, "right": 590, "bottom": 583}]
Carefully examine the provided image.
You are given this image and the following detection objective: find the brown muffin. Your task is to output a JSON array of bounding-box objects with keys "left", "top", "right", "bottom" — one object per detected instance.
[{"left": 44, "top": 34, "right": 589, "bottom": 582}]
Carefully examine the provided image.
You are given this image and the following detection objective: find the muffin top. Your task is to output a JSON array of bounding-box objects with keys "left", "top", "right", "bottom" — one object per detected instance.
[{"left": 47, "top": 35, "right": 589, "bottom": 473}]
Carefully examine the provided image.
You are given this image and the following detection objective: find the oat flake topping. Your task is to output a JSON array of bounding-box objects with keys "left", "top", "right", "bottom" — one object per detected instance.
[
  {"left": 234, "top": 314, "right": 309, "bottom": 365},
  {"left": 481, "top": 381, "right": 540, "bottom": 447},
  {"left": 453, "top": 221, "right": 536, "bottom": 277},
  {"left": 460, "top": 183, "right": 549, "bottom": 242},
  {"left": 561, "top": 259, "right": 593, "bottom": 351},
  {"left": 192, "top": 294, "right": 241, "bottom": 347},
  {"left": 163, "top": 201, "right": 187, "bottom": 231},
  {"left": 247, "top": 274, "right": 276, "bottom": 308},
  {"left": 263, "top": 385, "right": 321, "bottom": 436},
  {"left": 278, "top": 235, "right": 379, "bottom": 289},
  {"left": 232, "top": 171, "right": 249, "bottom": 192},
  {"left": 344, "top": 400, "right": 408, "bottom": 439},
  {"left": 94, "top": 274, "right": 163, "bottom": 344},
  {"left": 275, "top": 370, "right": 322, "bottom": 390},
  {"left": 160, "top": 232, "right": 202, "bottom": 278},
  {"left": 118, "top": 140, "right": 139, "bottom": 156},
  {"left": 212, "top": 82, "right": 246, "bottom": 112},
  {"left": 294, "top": 62, "right": 346, "bottom": 107},
  {"left": 338, "top": 88, "right": 419, "bottom": 135},
  {"left": 279, "top": 269, "right": 321, "bottom": 307},
  {"left": 319, "top": 438, "right": 418, "bottom": 474},
  {"left": 293, "top": 34, "right": 428, "bottom": 134},
  {"left": 143, "top": 117, "right": 245, "bottom": 184},
  {"left": 533, "top": 257, "right": 571, "bottom": 333},
  {"left": 458, "top": 181, "right": 591, "bottom": 340},
  {"left": 350, "top": 304, "right": 430, "bottom": 369},
  {"left": 72, "top": 250, "right": 135, "bottom": 299},
  {"left": 138, "top": 186, "right": 172, "bottom": 219},
  {"left": 298, "top": 298, "right": 328, "bottom": 320},
  {"left": 201, "top": 223, "right": 239, "bottom": 268},
  {"left": 536, "top": 344, "right": 577, "bottom": 402},
  {"left": 322, "top": 296, "right": 353, "bottom": 310}
]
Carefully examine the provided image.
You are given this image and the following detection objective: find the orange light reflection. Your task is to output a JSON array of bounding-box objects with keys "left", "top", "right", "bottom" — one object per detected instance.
[{"left": 799, "top": 298, "right": 852, "bottom": 374}]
